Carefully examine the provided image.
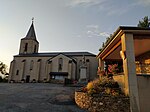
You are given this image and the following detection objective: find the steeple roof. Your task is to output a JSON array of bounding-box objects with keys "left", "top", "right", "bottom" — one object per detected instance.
[{"left": 25, "top": 22, "right": 37, "bottom": 40}]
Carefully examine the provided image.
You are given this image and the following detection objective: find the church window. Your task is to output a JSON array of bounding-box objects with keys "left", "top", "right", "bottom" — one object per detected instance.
[
  {"left": 22, "top": 59, "right": 26, "bottom": 62},
  {"left": 16, "top": 70, "right": 19, "bottom": 75},
  {"left": 58, "top": 58, "right": 63, "bottom": 71},
  {"left": 48, "top": 60, "right": 52, "bottom": 64},
  {"left": 30, "top": 60, "right": 34, "bottom": 70},
  {"left": 37, "top": 59, "right": 41, "bottom": 62},
  {"left": 86, "top": 59, "right": 90, "bottom": 62},
  {"left": 69, "top": 60, "right": 72, "bottom": 63},
  {"left": 34, "top": 45, "right": 36, "bottom": 53},
  {"left": 24, "top": 43, "right": 28, "bottom": 52}
]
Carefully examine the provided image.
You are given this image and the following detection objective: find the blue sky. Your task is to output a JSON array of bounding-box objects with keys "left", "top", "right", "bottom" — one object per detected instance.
[{"left": 0, "top": 0, "right": 150, "bottom": 70}]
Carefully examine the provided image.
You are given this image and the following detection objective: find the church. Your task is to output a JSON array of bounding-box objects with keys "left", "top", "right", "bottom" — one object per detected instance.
[{"left": 8, "top": 21, "right": 98, "bottom": 83}]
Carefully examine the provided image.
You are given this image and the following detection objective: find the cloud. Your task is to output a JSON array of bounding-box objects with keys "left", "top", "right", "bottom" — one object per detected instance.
[
  {"left": 138, "top": 0, "right": 150, "bottom": 6},
  {"left": 66, "top": 0, "right": 149, "bottom": 16},
  {"left": 67, "top": 0, "right": 106, "bottom": 7},
  {"left": 87, "top": 30, "right": 97, "bottom": 37},
  {"left": 99, "top": 32, "right": 109, "bottom": 37},
  {"left": 75, "top": 24, "right": 109, "bottom": 38},
  {"left": 87, "top": 31, "right": 109, "bottom": 37},
  {"left": 86, "top": 25, "right": 109, "bottom": 37},
  {"left": 66, "top": 0, "right": 131, "bottom": 16}
]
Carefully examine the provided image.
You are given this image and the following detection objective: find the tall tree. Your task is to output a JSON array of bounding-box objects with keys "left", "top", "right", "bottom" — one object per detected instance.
[
  {"left": 0, "top": 61, "right": 7, "bottom": 74},
  {"left": 137, "top": 16, "right": 150, "bottom": 27}
]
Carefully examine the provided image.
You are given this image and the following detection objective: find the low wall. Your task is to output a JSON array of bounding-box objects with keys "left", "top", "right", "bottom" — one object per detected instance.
[
  {"left": 137, "top": 75, "right": 150, "bottom": 112},
  {"left": 112, "top": 74, "right": 150, "bottom": 112},
  {"left": 113, "top": 74, "right": 125, "bottom": 92},
  {"left": 75, "top": 91, "right": 129, "bottom": 112}
]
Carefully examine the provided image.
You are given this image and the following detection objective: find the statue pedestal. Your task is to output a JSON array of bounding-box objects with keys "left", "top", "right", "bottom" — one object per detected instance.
[{"left": 79, "top": 66, "right": 87, "bottom": 82}]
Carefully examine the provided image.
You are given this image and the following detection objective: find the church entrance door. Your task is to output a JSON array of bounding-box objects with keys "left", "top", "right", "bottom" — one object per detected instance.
[
  {"left": 49, "top": 72, "right": 68, "bottom": 81},
  {"left": 26, "top": 75, "right": 30, "bottom": 83}
]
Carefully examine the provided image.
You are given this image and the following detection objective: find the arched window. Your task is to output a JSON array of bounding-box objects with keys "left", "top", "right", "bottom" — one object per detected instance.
[
  {"left": 34, "top": 45, "right": 36, "bottom": 53},
  {"left": 16, "top": 70, "right": 19, "bottom": 75},
  {"left": 58, "top": 58, "right": 63, "bottom": 71},
  {"left": 30, "top": 60, "right": 34, "bottom": 70},
  {"left": 86, "top": 59, "right": 90, "bottom": 62},
  {"left": 22, "top": 59, "right": 26, "bottom": 62},
  {"left": 24, "top": 43, "right": 28, "bottom": 52},
  {"left": 69, "top": 60, "right": 72, "bottom": 63},
  {"left": 37, "top": 59, "right": 41, "bottom": 62}
]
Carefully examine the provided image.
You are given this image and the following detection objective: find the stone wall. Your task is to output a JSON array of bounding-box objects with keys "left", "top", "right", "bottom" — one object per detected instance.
[{"left": 75, "top": 91, "right": 130, "bottom": 112}]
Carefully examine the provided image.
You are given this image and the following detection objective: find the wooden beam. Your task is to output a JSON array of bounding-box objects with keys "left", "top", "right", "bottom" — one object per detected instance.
[{"left": 102, "top": 41, "right": 121, "bottom": 60}]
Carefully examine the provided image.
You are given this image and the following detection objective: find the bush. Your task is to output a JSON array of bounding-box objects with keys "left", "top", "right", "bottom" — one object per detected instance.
[
  {"left": 82, "top": 77, "right": 123, "bottom": 96},
  {"left": 0, "top": 76, "right": 3, "bottom": 82},
  {"left": 86, "top": 82, "right": 94, "bottom": 90},
  {"left": 0, "top": 76, "right": 8, "bottom": 83},
  {"left": 3, "top": 78, "right": 8, "bottom": 82}
]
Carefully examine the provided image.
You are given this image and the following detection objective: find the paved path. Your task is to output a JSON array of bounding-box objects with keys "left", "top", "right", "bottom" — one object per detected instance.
[{"left": 0, "top": 83, "right": 87, "bottom": 112}]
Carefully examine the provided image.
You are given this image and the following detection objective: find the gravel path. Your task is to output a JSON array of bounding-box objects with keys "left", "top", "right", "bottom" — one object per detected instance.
[{"left": 0, "top": 83, "right": 87, "bottom": 112}]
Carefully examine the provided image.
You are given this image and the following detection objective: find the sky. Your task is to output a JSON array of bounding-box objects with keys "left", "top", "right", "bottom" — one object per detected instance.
[{"left": 0, "top": 0, "right": 150, "bottom": 71}]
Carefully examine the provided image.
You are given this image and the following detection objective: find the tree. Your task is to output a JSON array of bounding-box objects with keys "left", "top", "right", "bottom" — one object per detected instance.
[
  {"left": 137, "top": 16, "right": 150, "bottom": 27},
  {"left": 0, "top": 61, "right": 7, "bottom": 74},
  {"left": 99, "top": 34, "right": 112, "bottom": 51}
]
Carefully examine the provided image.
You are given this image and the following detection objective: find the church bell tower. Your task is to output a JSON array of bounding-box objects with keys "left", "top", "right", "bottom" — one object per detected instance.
[{"left": 19, "top": 20, "right": 39, "bottom": 54}]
